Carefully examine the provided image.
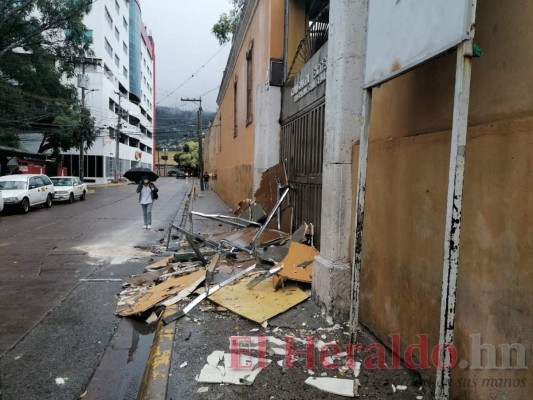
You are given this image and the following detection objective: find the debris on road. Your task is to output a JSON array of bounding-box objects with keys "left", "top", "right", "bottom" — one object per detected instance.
[
  {"left": 305, "top": 377, "right": 357, "bottom": 397},
  {"left": 196, "top": 351, "right": 271, "bottom": 386},
  {"left": 55, "top": 377, "right": 67, "bottom": 385},
  {"left": 207, "top": 274, "right": 309, "bottom": 324},
  {"left": 115, "top": 165, "right": 318, "bottom": 326},
  {"left": 116, "top": 269, "right": 205, "bottom": 316}
]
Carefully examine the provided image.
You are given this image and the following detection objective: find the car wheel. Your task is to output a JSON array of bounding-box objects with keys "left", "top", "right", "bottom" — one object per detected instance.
[
  {"left": 80, "top": 190, "right": 86, "bottom": 201},
  {"left": 20, "top": 197, "right": 30, "bottom": 214},
  {"left": 69, "top": 192, "right": 74, "bottom": 203},
  {"left": 44, "top": 194, "right": 53, "bottom": 208}
]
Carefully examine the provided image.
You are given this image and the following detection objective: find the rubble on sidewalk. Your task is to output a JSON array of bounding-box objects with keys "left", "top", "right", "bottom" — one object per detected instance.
[
  {"left": 196, "top": 351, "right": 272, "bottom": 386},
  {"left": 305, "top": 376, "right": 359, "bottom": 397},
  {"left": 115, "top": 164, "right": 319, "bottom": 326}
]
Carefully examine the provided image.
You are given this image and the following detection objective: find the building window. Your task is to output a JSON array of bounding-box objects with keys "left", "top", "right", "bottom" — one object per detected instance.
[
  {"left": 123, "top": 16, "right": 128, "bottom": 31},
  {"left": 105, "top": 6, "right": 113, "bottom": 29},
  {"left": 115, "top": 0, "right": 120, "bottom": 14},
  {"left": 123, "top": 66, "right": 128, "bottom": 78},
  {"left": 114, "top": 27, "right": 119, "bottom": 41},
  {"left": 85, "top": 30, "right": 93, "bottom": 41},
  {"left": 233, "top": 78, "right": 238, "bottom": 138},
  {"left": 114, "top": 54, "right": 120, "bottom": 68},
  {"left": 105, "top": 38, "right": 113, "bottom": 57},
  {"left": 246, "top": 40, "right": 254, "bottom": 124},
  {"left": 123, "top": 41, "right": 128, "bottom": 54}
]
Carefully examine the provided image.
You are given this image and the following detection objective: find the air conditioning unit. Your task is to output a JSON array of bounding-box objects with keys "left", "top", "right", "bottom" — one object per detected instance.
[{"left": 269, "top": 59, "right": 284, "bottom": 87}]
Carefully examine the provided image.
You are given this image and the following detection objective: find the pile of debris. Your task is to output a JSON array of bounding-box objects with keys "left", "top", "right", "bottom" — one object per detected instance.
[
  {"left": 116, "top": 163, "right": 317, "bottom": 326},
  {"left": 115, "top": 164, "right": 423, "bottom": 398}
]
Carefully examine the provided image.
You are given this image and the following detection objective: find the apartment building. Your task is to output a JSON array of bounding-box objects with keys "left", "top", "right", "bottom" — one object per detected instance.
[{"left": 62, "top": 0, "right": 155, "bottom": 183}]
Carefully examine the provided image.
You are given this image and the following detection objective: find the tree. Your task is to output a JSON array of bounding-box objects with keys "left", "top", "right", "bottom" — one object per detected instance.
[
  {"left": 0, "top": 0, "right": 93, "bottom": 61},
  {"left": 212, "top": 0, "right": 245, "bottom": 45},
  {"left": 38, "top": 105, "right": 96, "bottom": 157},
  {"left": 174, "top": 141, "right": 199, "bottom": 171},
  {"left": 0, "top": 0, "right": 94, "bottom": 153}
]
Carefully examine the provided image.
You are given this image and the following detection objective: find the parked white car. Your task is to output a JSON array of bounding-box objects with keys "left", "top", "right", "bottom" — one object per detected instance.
[
  {"left": 0, "top": 174, "right": 55, "bottom": 213},
  {"left": 0, "top": 190, "right": 4, "bottom": 213},
  {"left": 50, "top": 176, "right": 88, "bottom": 203}
]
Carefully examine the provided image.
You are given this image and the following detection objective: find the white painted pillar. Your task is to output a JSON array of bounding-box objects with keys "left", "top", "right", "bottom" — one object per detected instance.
[
  {"left": 312, "top": 0, "right": 369, "bottom": 320},
  {"left": 253, "top": 84, "right": 282, "bottom": 191},
  {"left": 435, "top": 2, "right": 477, "bottom": 398}
]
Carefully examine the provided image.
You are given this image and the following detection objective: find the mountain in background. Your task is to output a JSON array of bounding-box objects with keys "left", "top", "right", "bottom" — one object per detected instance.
[{"left": 155, "top": 106, "right": 215, "bottom": 149}]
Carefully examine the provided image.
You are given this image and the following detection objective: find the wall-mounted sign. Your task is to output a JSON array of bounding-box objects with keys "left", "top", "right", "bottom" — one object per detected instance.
[
  {"left": 291, "top": 58, "right": 327, "bottom": 102},
  {"left": 365, "top": 0, "right": 474, "bottom": 88}
]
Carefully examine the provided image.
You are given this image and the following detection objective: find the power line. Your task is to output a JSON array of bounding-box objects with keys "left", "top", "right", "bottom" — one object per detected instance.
[{"left": 156, "top": 43, "right": 228, "bottom": 105}]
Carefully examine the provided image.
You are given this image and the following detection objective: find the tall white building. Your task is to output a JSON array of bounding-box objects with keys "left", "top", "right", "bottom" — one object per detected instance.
[{"left": 63, "top": 0, "right": 155, "bottom": 183}]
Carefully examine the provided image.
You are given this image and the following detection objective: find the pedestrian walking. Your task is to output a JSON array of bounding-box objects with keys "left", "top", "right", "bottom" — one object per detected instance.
[
  {"left": 136, "top": 177, "right": 158, "bottom": 229},
  {"left": 203, "top": 172, "right": 210, "bottom": 190}
]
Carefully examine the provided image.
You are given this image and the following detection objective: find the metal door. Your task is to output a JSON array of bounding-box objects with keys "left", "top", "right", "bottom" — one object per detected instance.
[{"left": 280, "top": 102, "right": 325, "bottom": 248}]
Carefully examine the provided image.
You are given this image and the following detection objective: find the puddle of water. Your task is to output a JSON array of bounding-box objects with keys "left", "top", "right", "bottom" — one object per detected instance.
[
  {"left": 84, "top": 318, "right": 157, "bottom": 400},
  {"left": 121, "top": 319, "right": 156, "bottom": 399}
]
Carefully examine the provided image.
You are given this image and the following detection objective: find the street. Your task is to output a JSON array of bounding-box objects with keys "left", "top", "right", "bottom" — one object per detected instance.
[{"left": 0, "top": 178, "right": 190, "bottom": 400}]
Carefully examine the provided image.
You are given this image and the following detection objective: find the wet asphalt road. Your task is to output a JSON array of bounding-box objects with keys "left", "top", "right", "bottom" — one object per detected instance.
[{"left": 0, "top": 178, "right": 191, "bottom": 400}]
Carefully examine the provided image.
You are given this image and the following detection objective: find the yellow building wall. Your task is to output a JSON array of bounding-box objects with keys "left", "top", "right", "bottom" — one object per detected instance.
[
  {"left": 357, "top": 1, "right": 533, "bottom": 398},
  {"left": 212, "top": 0, "right": 285, "bottom": 209},
  {"left": 286, "top": 0, "right": 307, "bottom": 78}
]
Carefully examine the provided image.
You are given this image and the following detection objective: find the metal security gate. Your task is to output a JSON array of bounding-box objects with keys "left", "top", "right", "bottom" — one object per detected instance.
[{"left": 280, "top": 101, "right": 325, "bottom": 248}]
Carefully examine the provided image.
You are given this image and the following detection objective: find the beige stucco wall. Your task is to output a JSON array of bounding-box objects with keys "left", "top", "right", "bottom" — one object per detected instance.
[
  {"left": 356, "top": 1, "right": 533, "bottom": 398},
  {"left": 211, "top": 0, "right": 285, "bottom": 209}
]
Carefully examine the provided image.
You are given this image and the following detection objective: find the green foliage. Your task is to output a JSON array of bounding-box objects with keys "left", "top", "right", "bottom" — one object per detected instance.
[
  {"left": 212, "top": 0, "right": 245, "bottom": 45},
  {"left": 39, "top": 105, "right": 96, "bottom": 156},
  {"left": 174, "top": 141, "right": 199, "bottom": 170},
  {"left": 155, "top": 106, "right": 215, "bottom": 148},
  {"left": 0, "top": 0, "right": 93, "bottom": 153}
]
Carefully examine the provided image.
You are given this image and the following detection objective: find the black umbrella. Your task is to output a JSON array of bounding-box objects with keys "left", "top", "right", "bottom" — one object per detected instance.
[{"left": 124, "top": 167, "right": 159, "bottom": 183}]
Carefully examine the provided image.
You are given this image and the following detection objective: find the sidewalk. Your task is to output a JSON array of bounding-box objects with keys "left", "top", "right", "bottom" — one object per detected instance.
[{"left": 142, "top": 184, "right": 432, "bottom": 400}]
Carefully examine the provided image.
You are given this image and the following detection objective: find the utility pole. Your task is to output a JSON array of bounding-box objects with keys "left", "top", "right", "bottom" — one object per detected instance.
[
  {"left": 80, "top": 62, "right": 86, "bottom": 180},
  {"left": 181, "top": 97, "right": 204, "bottom": 190},
  {"left": 115, "top": 93, "right": 122, "bottom": 183}
]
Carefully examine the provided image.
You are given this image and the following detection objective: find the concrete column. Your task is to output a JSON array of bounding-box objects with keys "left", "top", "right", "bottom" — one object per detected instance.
[
  {"left": 313, "top": 0, "right": 369, "bottom": 320},
  {"left": 253, "top": 84, "right": 282, "bottom": 190}
]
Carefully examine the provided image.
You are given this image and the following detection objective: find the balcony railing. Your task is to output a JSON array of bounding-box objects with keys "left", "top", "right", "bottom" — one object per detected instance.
[{"left": 287, "top": 5, "right": 329, "bottom": 81}]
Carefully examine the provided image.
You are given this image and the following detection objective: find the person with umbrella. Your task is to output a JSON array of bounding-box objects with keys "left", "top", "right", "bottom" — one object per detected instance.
[{"left": 136, "top": 176, "right": 158, "bottom": 229}]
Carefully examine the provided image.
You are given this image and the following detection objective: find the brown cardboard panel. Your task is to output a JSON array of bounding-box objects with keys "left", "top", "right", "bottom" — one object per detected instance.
[
  {"left": 254, "top": 163, "right": 288, "bottom": 213},
  {"left": 276, "top": 242, "right": 318, "bottom": 283},
  {"left": 207, "top": 274, "right": 309, "bottom": 324}
]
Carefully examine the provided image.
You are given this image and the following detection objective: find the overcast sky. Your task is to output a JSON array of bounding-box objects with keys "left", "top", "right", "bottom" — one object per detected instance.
[{"left": 141, "top": 0, "right": 233, "bottom": 112}]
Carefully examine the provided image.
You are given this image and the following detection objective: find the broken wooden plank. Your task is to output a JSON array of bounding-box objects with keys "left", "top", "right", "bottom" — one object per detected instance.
[
  {"left": 117, "top": 269, "right": 206, "bottom": 317},
  {"left": 207, "top": 275, "right": 309, "bottom": 324},
  {"left": 275, "top": 242, "right": 318, "bottom": 284},
  {"left": 144, "top": 255, "right": 173, "bottom": 271},
  {"left": 254, "top": 163, "right": 288, "bottom": 214},
  {"left": 163, "top": 264, "right": 258, "bottom": 325}
]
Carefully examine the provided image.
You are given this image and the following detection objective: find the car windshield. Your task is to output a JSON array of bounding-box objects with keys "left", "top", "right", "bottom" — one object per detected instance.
[
  {"left": 51, "top": 178, "right": 73, "bottom": 187},
  {"left": 0, "top": 181, "right": 27, "bottom": 190}
]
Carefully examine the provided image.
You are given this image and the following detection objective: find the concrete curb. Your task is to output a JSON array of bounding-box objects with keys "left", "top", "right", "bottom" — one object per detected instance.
[
  {"left": 87, "top": 182, "right": 130, "bottom": 188},
  {"left": 137, "top": 183, "right": 196, "bottom": 399},
  {"left": 137, "top": 305, "right": 177, "bottom": 400}
]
